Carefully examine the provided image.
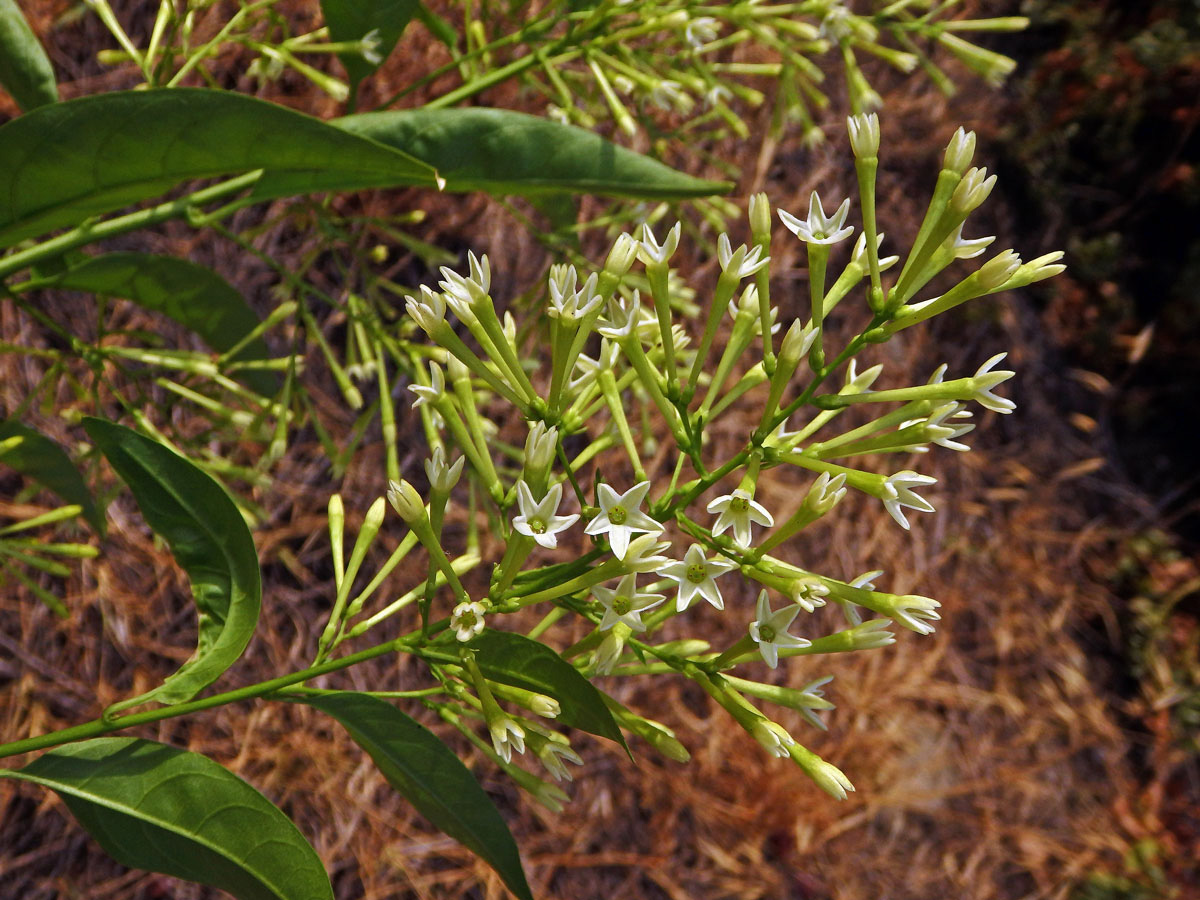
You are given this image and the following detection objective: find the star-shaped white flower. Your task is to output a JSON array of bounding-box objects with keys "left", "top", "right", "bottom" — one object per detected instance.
[
  {"left": 748, "top": 590, "right": 811, "bottom": 668},
  {"left": 717, "top": 233, "right": 770, "bottom": 280},
  {"left": 548, "top": 265, "right": 602, "bottom": 321},
  {"left": 596, "top": 291, "right": 642, "bottom": 340},
  {"left": 779, "top": 192, "right": 854, "bottom": 245},
  {"left": 438, "top": 250, "right": 491, "bottom": 309},
  {"left": 512, "top": 481, "right": 579, "bottom": 549},
  {"left": 945, "top": 223, "right": 995, "bottom": 259},
  {"left": 489, "top": 715, "right": 525, "bottom": 763},
  {"left": 534, "top": 735, "right": 583, "bottom": 782},
  {"left": 585, "top": 481, "right": 663, "bottom": 559},
  {"left": 593, "top": 574, "right": 666, "bottom": 632},
  {"left": 851, "top": 231, "right": 900, "bottom": 271},
  {"left": 659, "top": 543, "right": 737, "bottom": 611},
  {"left": 707, "top": 488, "right": 774, "bottom": 547},
  {"left": 406, "top": 285, "right": 446, "bottom": 334},
  {"left": 424, "top": 446, "right": 465, "bottom": 492},
  {"left": 970, "top": 352, "right": 1016, "bottom": 414},
  {"left": 450, "top": 600, "right": 487, "bottom": 642},
  {"left": 881, "top": 470, "right": 937, "bottom": 530},
  {"left": 636, "top": 222, "right": 682, "bottom": 266},
  {"left": 408, "top": 362, "right": 444, "bottom": 410}
]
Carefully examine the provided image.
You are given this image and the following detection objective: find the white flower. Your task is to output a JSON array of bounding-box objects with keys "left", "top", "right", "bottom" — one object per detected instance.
[
  {"left": 845, "top": 618, "right": 895, "bottom": 649},
  {"left": 450, "top": 600, "right": 487, "bottom": 642},
  {"left": 524, "top": 422, "right": 558, "bottom": 473},
  {"left": 424, "top": 446, "right": 465, "bottom": 492},
  {"left": 569, "top": 339, "right": 619, "bottom": 392},
  {"left": 970, "top": 352, "right": 1016, "bottom": 413},
  {"left": 621, "top": 534, "right": 674, "bottom": 573},
  {"left": 726, "top": 285, "right": 780, "bottom": 335},
  {"left": 636, "top": 221, "right": 682, "bottom": 267},
  {"left": 593, "top": 574, "right": 666, "bottom": 632},
  {"left": 438, "top": 250, "right": 491, "bottom": 309},
  {"left": 359, "top": 28, "right": 384, "bottom": 65},
  {"left": 888, "top": 594, "right": 941, "bottom": 635},
  {"left": 408, "top": 362, "right": 444, "bottom": 410},
  {"left": 512, "top": 481, "right": 579, "bottom": 549},
  {"left": 851, "top": 231, "right": 900, "bottom": 271},
  {"left": 803, "top": 471, "right": 847, "bottom": 517},
  {"left": 779, "top": 192, "right": 854, "bottom": 245},
  {"left": 881, "top": 470, "right": 937, "bottom": 530},
  {"left": 748, "top": 590, "right": 811, "bottom": 668},
  {"left": 751, "top": 719, "right": 796, "bottom": 758},
  {"left": 685, "top": 15, "right": 719, "bottom": 48},
  {"left": 707, "top": 488, "right": 773, "bottom": 547},
  {"left": 535, "top": 736, "right": 584, "bottom": 782},
  {"left": 717, "top": 233, "right": 770, "bottom": 280},
  {"left": 843, "top": 359, "right": 884, "bottom": 392},
  {"left": 659, "top": 543, "right": 737, "bottom": 611},
  {"left": 489, "top": 715, "right": 525, "bottom": 763},
  {"left": 597, "top": 291, "right": 642, "bottom": 340},
  {"left": 945, "top": 223, "right": 995, "bottom": 260},
  {"left": 846, "top": 112, "right": 879, "bottom": 158},
  {"left": 648, "top": 80, "right": 693, "bottom": 113},
  {"left": 548, "top": 265, "right": 602, "bottom": 321},
  {"left": 788, "top": 575, "right": 830, "bottom": 614},
  {"left": 585, "top": 481, "right": 663, "bottom": 559},
  {"left": 928, "top": 403, "right": 976, "bottom": 451},
  {"left": 406, "top": 285, "right": 446, "bottom": 333}
]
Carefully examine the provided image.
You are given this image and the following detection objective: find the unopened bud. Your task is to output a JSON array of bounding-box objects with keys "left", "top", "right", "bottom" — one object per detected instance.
[
  {"left": 604, "top": 233, "right": 639, "bottom": 278},
  {"left": 847, "top": 112, "right": 880, "bottom": 159},
  {"left": 943, "top": 127, "right": 976, "bottom": 175},
  {"left": 977, "top": 249, "right": 1022, "bottom": 291},
  {"left": 387, "top": 478, "right": 427, "bottom": 524}
]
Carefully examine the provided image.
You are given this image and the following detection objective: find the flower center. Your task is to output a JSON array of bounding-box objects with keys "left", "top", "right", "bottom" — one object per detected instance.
[
  {"left": 613, "top": 595, "right": 633, "bottom": 615},
  {"left": 730, "top": 496, "right": 750, "bottom": 513},
  {"left": 686, "top": 563, "right": 708, "bottom": 584},
  {"left": 608, "top": 505, "right": 628, "bottom": 525},
  {"left": 458, "top": 610, "right": 477, "bottom": 629},
  {"left": 528, "top": 517, "right": 547, "bottom": 535},
  {"left": 758, "top": 624, "right": 776, "bottom": 642}
]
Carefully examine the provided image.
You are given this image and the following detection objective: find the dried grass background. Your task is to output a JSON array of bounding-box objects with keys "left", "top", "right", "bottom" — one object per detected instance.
[{"left": 1, "top": 2, "right": 1195, "bottom": 899}]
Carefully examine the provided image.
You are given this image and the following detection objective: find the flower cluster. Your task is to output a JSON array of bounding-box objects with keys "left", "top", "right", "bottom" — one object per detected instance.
[{"left": 341, "top": 116, "right": 1065, "bottom": 803}]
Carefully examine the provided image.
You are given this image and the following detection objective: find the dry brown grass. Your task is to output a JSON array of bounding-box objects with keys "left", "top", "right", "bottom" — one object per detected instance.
[{"left": 0, "top": 2, "right": 1181, "bottom": 899}]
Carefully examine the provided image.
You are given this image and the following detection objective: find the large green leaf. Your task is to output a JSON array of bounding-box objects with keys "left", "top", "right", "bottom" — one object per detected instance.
[
  {"left": 41, "top": 253, "right": 276, "bottom": 395},
  {"left": 1, "top": 737, "right": 333, "bottom": 900},
  {"left": 0, "top": 418, "right": 103, "bottom": 533},
  {"left": 334, "top": 107, "right": 732, "bottom": 199},
  {"left": 321, "top": 0, "right": 418, "bottom": 93},
  {"left": 471, "top": 630, "right": 627, "bottom": 751},
  {"left": 0, "top": 0, "right": 57, "bottom": 111},
  {"left": 303, "top": 692, "right": 533, "bottom": 900},
  {"left": 0, "top": 88, "right": 436, "bottom": 249},
  {"left": 83, "top": 418, "right": 261, "bottom": 708}
]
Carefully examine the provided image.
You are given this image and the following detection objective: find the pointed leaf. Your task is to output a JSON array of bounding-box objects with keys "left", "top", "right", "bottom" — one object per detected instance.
[
  {"left": 302, "top": 692, "right": 533, "bottom": 900},
  {"left": 83, "top": 418, "right": 261, "bottom": 707},
  {"left": 40, "top": 253, "right": 276, "bottom": 395},
  {"left": 0, "top": 88, "right": 436, "bottom": 249},
  {"left": 0, "top": 418, "right": 103, "bottom": 533},
  {"left": 321, "top": 0, "right": 419, "bottom": 92},
  {"left": 413, "top": 2, "right": 457, "bottom": 48},
  {"left": 0, "top": 0, "right": 57, "bottom": 111},
  {"left": 1, "top": 737, "right": 333, "bottom": 900},
  {"left": 334, "top": 107, "right": 732, "bottom": 199},
  {"left": 470, "top": 630, "right": 627, "bottom": 752}
]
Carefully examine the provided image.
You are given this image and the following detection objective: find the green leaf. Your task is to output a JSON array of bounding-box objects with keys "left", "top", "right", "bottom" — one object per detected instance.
[
  {"left": 0, "top": 418, "right": 103, "bottom": 533},
  {"left": 320, "top": 0, "right": 418, "bottom": 93},
  {"left": 334, "top": 107, "right": 732, "bottom": 199},
  {"left": 302, "top": 692, "right": 533, "bottom": 900},
  {"left": 0, "top": 0, "right": 58, "bottom": 111},
  {"left": 0, "top": 88, "right": 436, "bottom": 249},
  {"left": 470, "top": 630, "right": 628, "bottom": 752},
  {"left": 1, "top": 737, "right": 333, "bottom": 900},
  {"left": 83, "top": 418, "right": 261, "bottom": 707},
  {"left": 40, "top": 253, "right": 276, "bottom": 396}
]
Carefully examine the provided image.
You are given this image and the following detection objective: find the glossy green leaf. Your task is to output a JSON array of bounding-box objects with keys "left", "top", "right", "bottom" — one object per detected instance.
[
  {"left": 1, "top": 737, "right": 333, "bottom": 900},
  {"left": 471, "top": 630, "right": 628, "bottom": 752},
  {"left": 334, "top": 107, "right": 732, "bottom": 199},
  {"left": 83, "top": 418, "right": 261, "bottom": 707},
  {"left": 40, "top": 253, "right": 276, "bottom": 395},
  {"left": 321, "top": 0, "right": 418, "bottom": 92},
  {"left": 0, "top": 88, "right": 436, "bottom": 249},
  {"left": 0, "top": 0, "right": 58, "bottom": 111},
  {"left": 303, "top": 692, "right": 533, "bottom": 900},
  {"left": 0, "top": 418, "right": 103, "bottom": 533}
]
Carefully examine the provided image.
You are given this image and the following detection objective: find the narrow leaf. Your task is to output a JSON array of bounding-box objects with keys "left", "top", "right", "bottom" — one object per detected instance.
[
  {"left": 1, "top": 737, "right": 333, "bottom": 900},
  {"left": 413, "top": 2, "right": 457, "bottom": 48},
  {"left": 321, "top": 0, "right": 418, "bottom": 92},
  {"left": 303, "top": 692, "right": 533, "bottom": 900},
  {"left": 40, "top": 253, "right": 276, "bottom": 395},
  {"left": 0, "top": 88, "right": 436, "bottom": 249},
  {"left": 471, "top": 630, "right": 628, "bottom": 751},
  {"left": 0, "top": 0, "right": 58, "bottom": 111},
  {"left": 0, "top": 418, "right": 103, "bottom": 533},
  {"left": 334, "top": 107, "right": 732, "bottom": 199},
  {"left": 83, "top": 418, "right": 261, "bottom": 707}
]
